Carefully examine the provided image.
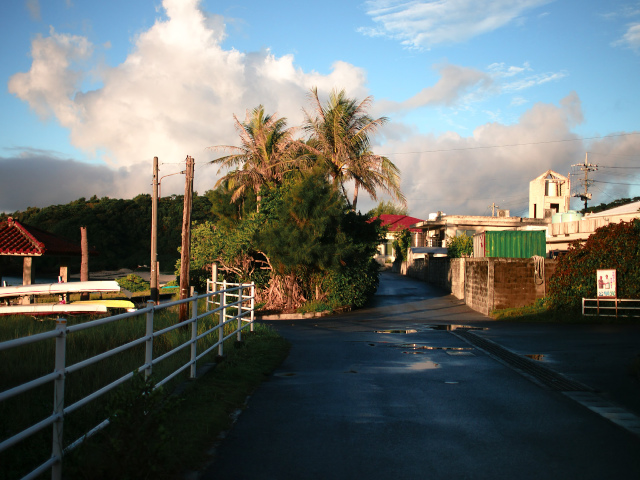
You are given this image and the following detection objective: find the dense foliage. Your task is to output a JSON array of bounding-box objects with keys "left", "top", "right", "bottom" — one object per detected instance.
[
  {"left": 188, "top": 173, "right": 384, "bottom": 311},
  {"left": 392, "top": 228, "right": 412, "bottom": 262},
  {"left": 548, "top": 220, "right": 640, "bottom": 309},
  {"left": 1, "top": 194, "right": 212, "bottom": 273},
  {"left": 367, "top": 200, "right": 408, "bottom": 217},
  {"left": 446, "top": 234, "right": 473, "bottom": 258}
]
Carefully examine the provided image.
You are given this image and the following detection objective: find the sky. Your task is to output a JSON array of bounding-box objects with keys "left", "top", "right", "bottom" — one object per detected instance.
[{"left": 1, "top": 0, "right": 640, "bottom": 218}]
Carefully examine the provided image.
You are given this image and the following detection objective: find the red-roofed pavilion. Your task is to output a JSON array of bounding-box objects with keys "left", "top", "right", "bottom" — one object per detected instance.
[{"left": 0, "top": 217, "right": 94, "bottom": 289}]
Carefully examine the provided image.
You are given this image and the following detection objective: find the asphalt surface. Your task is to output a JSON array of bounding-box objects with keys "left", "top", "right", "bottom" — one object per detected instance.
[{"left": 200, "top": 272, "right": 640, "bottom": 480}]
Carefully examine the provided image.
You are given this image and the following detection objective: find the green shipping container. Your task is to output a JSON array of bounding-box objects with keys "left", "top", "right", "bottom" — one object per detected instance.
[{"left": 473, "top": 230, "right": 546, "bottom": 258}]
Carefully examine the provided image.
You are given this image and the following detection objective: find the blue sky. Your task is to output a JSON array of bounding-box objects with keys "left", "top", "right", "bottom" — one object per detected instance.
[{"left": 1, "top": 0, "right": 639, "bottom": 217}]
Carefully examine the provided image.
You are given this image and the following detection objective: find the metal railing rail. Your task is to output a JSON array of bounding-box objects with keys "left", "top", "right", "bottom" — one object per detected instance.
[
  {"left": 582, "top": 298, "right": 640, "bottom": 317},
  {"left": 0, "top": 282, "right": 256, "bottom": 480},
  {"left": 207, "top": 279, "right": 256, "bottom": 353}
]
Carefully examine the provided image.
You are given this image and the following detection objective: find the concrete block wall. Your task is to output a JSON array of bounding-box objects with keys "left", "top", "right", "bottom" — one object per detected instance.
[
  {"left": 464, "top": 259, "right": 490, "bottom": 315},
  {"left": 450, "top": 259, "right": 465, "bottom": 300},
  {"left": 427, "top": 257, "right": 451, "bottom": 289},
  {"left": 405, "top": 255, "right": 557, "bottom": 315},
  {"left": 493, "top": 259, "right": 538, "bottom": 310}
]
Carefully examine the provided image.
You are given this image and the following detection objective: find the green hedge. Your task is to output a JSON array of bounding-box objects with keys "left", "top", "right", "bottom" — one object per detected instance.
[{"left": 548, "top": 219, "right": 640, "bottom": 309}]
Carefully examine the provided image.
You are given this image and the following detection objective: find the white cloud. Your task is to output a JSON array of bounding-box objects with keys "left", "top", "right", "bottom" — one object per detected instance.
[
  {"left": 8, "top": 0, "right": 369, "bottom": 197},
  {"left": 613, "top": 23, "right": 640, "bottom": 50},
  {"left": 376, "top": 64, "right": 491, "bottom": 114},
  {"left": 8, "top": 27, "right": 93, "bottom": 123},
  {"left": 363, "top": 92, "right": 623, "bottom": 218},
  {"left": 6, "top": 0, "right": 638, "bottom": 218},
  {"left": 375, "top": 61, "right": 566, "bottom": 118},
  {"left": 501, "top": 70, "right": 568, "bottom": 92},
  {"left": 487, "top": 62, "right": 532, "bottom": 78},
  {"left": 360, "top": 0, "right": 554, "bottom": 49}
]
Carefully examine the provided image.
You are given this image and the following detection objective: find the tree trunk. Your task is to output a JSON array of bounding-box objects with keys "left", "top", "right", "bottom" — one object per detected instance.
[{"left": 352, "top": 183, "right": 359, "bottom": 211}]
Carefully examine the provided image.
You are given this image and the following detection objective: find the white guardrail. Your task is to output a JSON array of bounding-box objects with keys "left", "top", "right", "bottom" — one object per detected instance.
[{"left": 0, "top": 281, "right": 255, "bottom": 480}]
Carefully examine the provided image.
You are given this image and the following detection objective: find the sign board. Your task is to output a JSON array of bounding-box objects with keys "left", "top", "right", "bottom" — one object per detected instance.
[{"left": 597, "top": 269, "right": 617, "bottom": 298}]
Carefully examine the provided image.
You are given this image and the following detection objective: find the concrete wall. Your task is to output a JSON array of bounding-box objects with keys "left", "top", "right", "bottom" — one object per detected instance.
[{"left": 406, "top": 255, "right": 556, "bottom": 316}]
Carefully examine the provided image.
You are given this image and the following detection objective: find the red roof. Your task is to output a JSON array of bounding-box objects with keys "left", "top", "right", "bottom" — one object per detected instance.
[
  {"left": 376, "top": 214, "right": 423, "bottom": 233},
  {"left": 0, "top": 217, "right": 91, "bottom": 256}
]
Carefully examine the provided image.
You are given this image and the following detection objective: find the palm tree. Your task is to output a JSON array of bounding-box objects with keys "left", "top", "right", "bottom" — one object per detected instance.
[
  {"left": 347, "top": 147, "right": 405, "bottom": 212},
  {"left": 209, "top": 105, "right": 301, "bottom": 211},
  {"left": 303, "top": 87, "right": 405, "bottom": 210}
]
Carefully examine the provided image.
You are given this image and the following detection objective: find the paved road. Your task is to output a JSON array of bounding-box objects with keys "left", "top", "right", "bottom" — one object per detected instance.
[{"left": 200, "top": 272, "right": 640, "bottom": 479}]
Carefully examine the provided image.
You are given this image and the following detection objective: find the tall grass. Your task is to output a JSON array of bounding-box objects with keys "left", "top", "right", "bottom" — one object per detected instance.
[{"left": 0, "top": 298, "right": 252, "bottom": 480}]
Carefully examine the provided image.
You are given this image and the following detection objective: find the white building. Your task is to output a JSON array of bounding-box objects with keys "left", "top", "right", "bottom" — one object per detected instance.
[{"left": 529, "top": 170, "right": 571, "bottom": 219}]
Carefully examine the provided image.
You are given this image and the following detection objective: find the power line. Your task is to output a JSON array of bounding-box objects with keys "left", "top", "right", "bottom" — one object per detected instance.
[
  {"left": 593, "top": 180, "right": 640, "bottom": 186},
  {"left": 598, "top": 165, "right": 640, "bottom": 169},
  {"left": 378, "top": 132, "right": 640, "bottom": 156}
]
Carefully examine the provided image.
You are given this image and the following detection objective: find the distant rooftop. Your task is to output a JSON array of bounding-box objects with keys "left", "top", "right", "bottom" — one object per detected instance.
[
  {"left": 586, "top": 201, "right": 640, "bottom": 218},
  {"left": 376, "top": 214, "right": 424, "bottom": 233}
]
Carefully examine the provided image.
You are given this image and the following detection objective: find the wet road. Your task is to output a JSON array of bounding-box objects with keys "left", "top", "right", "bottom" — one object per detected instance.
[{"left": 200, "top": 272, "right": 640, "bottom": 479}]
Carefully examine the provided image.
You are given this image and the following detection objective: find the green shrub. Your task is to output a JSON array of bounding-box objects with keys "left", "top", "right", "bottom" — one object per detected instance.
[
  {"left": 446, "top": 234, "right": 473, "bottom": 258},
  {"left": 548, "top": 219, "right": 640, "bottom": 309},
  {"left": 116, "top": 274, "right": 150, "bottom": 293},
  {"left": 324, "top": 258, "right": 380, "bottom": 309}
]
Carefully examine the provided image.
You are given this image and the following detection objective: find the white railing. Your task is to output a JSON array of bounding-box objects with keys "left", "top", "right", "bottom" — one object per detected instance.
[
  {"left": 207, "top": 279, "right": 255, "bottom": 337},
  {"left": 0, "top": 283, "right": 255, "bottom": 480},
  {"left": 582, "top": 298, "right": 640, "bottom": 317}
]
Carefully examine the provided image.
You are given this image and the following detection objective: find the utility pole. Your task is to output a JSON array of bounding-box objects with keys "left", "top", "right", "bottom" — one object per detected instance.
[
  {"left": 150, "top": 157, "right": 159, "bottom": 304},
  {"left": 179, "top": 155, "right": 195, "bottom": 322},
  {"left": 488, "top": 203, "right": 499, "bottom": 217},
  {"left": 80, "top": 227, "right": 89, "bottom": 300},
  {"left": 571, "top": 153, "right": 597, "bottom": 212}
]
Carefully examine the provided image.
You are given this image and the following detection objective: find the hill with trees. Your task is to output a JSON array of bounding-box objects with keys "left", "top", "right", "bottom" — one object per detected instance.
[{"left": 0, "top": 193, "right": 213, "bottom": 274}]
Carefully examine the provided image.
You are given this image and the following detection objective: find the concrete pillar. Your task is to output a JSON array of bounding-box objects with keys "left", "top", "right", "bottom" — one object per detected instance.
[{"left": 22, "top": 257, "right": 34, "bottom": 304}]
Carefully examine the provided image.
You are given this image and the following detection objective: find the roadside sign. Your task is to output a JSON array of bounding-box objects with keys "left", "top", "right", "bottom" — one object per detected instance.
[{"left": 597, "top": 269, "right": 617, "bottom": 298}]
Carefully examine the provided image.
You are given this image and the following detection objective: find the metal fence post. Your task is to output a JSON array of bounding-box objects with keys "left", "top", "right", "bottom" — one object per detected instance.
[
  {"left": 237, "top": 283, "right": 243, "bottom": 342},
  {"left": 190, "top": 293, "right": 198, "bottom": 379},
  {"left": 218, "top": 281, "right": 226, "bottom": 358},
  {"left": 145, "top": 301, "right": 154, "bottom": 379},
  {"left": 250, "top": 283, "right": 255, "bottom": 332},
  {"left": 52, "top": 318, "right": 67, "bottom": 480}
]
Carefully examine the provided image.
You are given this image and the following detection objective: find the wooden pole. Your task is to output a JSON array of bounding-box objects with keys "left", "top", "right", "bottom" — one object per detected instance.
[
  {"left": 179, "top": 156, "right": 195, "bottom": 322},
  {"left": 150, "top": 156, "right": 159, "bottom": 304},
  {"left": 80, "top": 226, "right": 89, "bottom": 300}
]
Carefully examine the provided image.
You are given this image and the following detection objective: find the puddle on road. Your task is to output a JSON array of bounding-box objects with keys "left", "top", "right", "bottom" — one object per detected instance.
[
  {"left": 406, "top": 359, "right": 440, "bottom": 371},
  {"left": 375, "top": 329, "right": 419, "bottom": 334},
  {"left": 525, "top": 354, "right": 545, "bottom": 361},
  {"left": 427, "top": 324, "right": 488, "bottom": 331},
  {"left": 395, "top": 343, "right": 473, "bottom": 352},
  {"left": 374, "top": 325, "right": 487, "bottom": 334}
]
